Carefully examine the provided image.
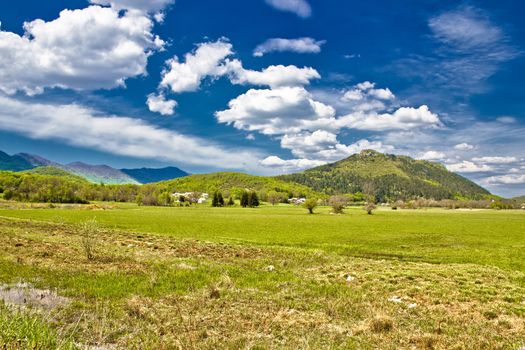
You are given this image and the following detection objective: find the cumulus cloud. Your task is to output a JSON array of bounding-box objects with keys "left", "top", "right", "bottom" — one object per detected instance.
[
  {"left": 418, "top": 151, "right": 446, "bottom": 161},
  {"left": 226, "top": 61, "right": 320, "bottom": 88},
  {"left": 264, "top": 0, "right": 312, "bottom": 18},
  {"left": 482, "top": 174, "right": 525, "bottom": 185},
  {"left": 146, "top": 93, "right": 177, "bottom": 115},
  {"left": 341, "top": 82, "right": 395, "bottom": 102},
  {"left": 253, "top": 37, "right": 325, "bottom": 57},
  {"left": 368, "top": 88, "right": 395, "bottom": 100},
  {"left": 0, "top": 6, "right": 164, "bottom": 95},
  {"left": 446, "top": 161, "right": 492, "bottom": 173},
  {"left": 471, "top": 156, "right": 517, "bottom": 164},
  {"left": 260, "top": 156, "right": 325, "bottom": 171},
  {"left": 160, "top": 40, "right": 233, "bottom": 93},
  {"left": 261, "top": 138, "right": 394, "bottom": 172},
  {"left": 215, "top": 86, "right": 335, "bottom": 135},
  {"left": 0, "top": 95, "right": 261, "bottom": 169},
  {"left": 338, "top": 105, "right": 441, "bottom": 131},
  {"left": 454, "top": 143, "right": 475, "bottom": 151}
]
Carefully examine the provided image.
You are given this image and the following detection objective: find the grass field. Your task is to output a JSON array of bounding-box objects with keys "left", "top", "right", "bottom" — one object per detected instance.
[{"left": 0, "top": 203, "right": 524, "bottom": 349}]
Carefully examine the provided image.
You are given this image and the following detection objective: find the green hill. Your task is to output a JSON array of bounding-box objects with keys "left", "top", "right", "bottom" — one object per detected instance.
[
  {"left": 23, "top": 166, "right": 88, "bottom": 182},
  {"left": 155, "top": 172, "right": 321, "bottom": 198},
  {"left": 279, "top": 150, "right": 490, "bottom": 201}
]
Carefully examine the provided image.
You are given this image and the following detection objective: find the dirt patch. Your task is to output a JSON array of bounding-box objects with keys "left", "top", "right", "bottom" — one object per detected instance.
[{"left": 0, "top": 282, "right": 69, "bottom": 310}]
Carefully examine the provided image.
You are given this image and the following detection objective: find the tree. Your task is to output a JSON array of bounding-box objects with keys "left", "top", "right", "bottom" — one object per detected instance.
[
  {"left": 303, "top": 198, "right": 318, "bottom": 214},
  {"left": 212, "top": 191, "right": 224, "bottom": 207},
  {"left": 240, "top": 191, "right": 249, "bottom": 208},
  {"left": 363, "top": 181, "right": 377, "bottom": 215},
  {"left": 329, "top": 195, "right": 348, "bottom": 214},
  {"left": 227, "top": 196, "right": 235, "bottom": 206},
  {"left": 248, "top": 191, "right": 259, "bottom": 207},
  {"left": 267, "top": 191, "right": 280, "bottom": 206},
  {"left": 211, "top": 192, "right": 218, "bottom": 207}
]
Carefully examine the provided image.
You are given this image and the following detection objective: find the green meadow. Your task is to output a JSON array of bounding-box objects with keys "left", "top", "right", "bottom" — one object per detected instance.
[
  {"left": 1, "top": 204, "right": 524, "bottom": 272},
  {"left": 0, "top": 203, "right": 524, "bottom": 349}
]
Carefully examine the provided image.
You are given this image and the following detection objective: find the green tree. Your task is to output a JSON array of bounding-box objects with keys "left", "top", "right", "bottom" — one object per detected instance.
[
  {"left": 227, "top": 196, "right": 235, "bottom": 206},
  {"left": 303, "top": 198, "right": 318, "bottom": 214},
  {"left": 217, "top": 192, "right": 224, "bottom": 207},
  {"left": 248, "top": 191, "right": 260, "bottom": 207},
  {"left": 240, "top": 191, "right": 249, "bottom": 208}
]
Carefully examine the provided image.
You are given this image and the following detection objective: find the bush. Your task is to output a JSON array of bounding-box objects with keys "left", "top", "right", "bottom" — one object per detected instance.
[
  {"left": 80, "top": 218, "right": 99, "bottom": 260},
  {"left": 329, "top": 196, "right": 347, "bottom": 214}
]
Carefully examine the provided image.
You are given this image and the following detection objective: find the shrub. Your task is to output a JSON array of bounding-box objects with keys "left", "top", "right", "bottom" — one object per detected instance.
[
  {"left": 329, "top": 196, "right": 347, "bottom": 214},
  {"left": 80, "top": 218, "right": 99, "bottom": 260}
]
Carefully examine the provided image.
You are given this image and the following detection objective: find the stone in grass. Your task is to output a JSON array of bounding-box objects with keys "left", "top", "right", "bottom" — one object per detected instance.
[{"left": 266, "top": 265, "right": 275, "bottom": 272}]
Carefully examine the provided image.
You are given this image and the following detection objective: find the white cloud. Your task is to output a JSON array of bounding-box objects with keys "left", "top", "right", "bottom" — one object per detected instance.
[
  {"left": 253, "top": 37, "right": 325, "bottom": 57},
  {"left": 215, "top": 86, "right": 335, "bottom": 135},
  {"left": 418, "top": 150, "right": 446, "bottom": 161},
  {"left": 341, "top": 89, "right": 365, "bottom": 101},
  {"left": 496, "top": 116, "right": 517, "bottom": 124},
  {"left": 146, "top": 93, "right": 177, "bottom": 115},
  {"left": 471, "top": 156, "right": 517, "bottom": 164},
  {"left": 341, "top": 82, "right": 394, "bottom": 102},
  {"left": 482, "top": 174, "right": 525, "bottom": 185},
  {"left": 356, "top": 81, "right": 375, "bottom": 90},
  {"left": 261, "top": 138, "right": 394, "bottom": 172},
  {"left": 281, "top": 130, "right": 338, "bottom": 154},
  {"left": 264, "top": 0, "right": 312, "bottom": 18},
  {"left": 0, "top": 6, "right": 163, "bottom": 95},
  {"left": 0, "top": 95, "right": 262, "bottom": 170},
  {"left": 160, "top": 40, "right": 233, "bottom": 93},
  {"left": 260, "top": 156, "right": 325, "bottom": 171},
  {"left": 90, "top": 0, "right": 174, "bottom": 14},
  {"left": 368, "top": 88, "right": 395, "bottom": 100},
  {"left": 339, "top": 105, "right": 441, "bottom": 131},
  {"left": 429, "top": 6, "right": 503, "bottom": 51},
  {"left": 227, "top": 61, "right": 320, "bottom": 88},
  {"left": 446, "top": 161, "right": 492, "bottom": 173},
  {"left": 454, "top": 143, "right": 475, "bottom": 151}
]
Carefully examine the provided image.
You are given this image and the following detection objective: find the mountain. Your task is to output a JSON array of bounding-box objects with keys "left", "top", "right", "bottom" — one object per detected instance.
[
  {"left": 155, "top": 172, "right": 320, "bottom": 198},
  {"left": 23, "top": 166, "right": 88, "bottom": 182},
  {"left": 513, "top": 195, "right": 525, "bottom": 202},
  {"left": 121, "top": 166, "right": 188, "bottom": 184},
  {"left": 279, "top": 150, "right": 491, "bottom": 201},
  {"left": 17, "top": 153, "right": 59, "bottom": 167},
  {"left": 0, "top": 150, "right": 189, "bottom": 184},
  {"left": 65, "top": 162, "right": 140, "bottom": 185},
  {"left": 0, "top": 151, "right": 34, "bottom": 171}
]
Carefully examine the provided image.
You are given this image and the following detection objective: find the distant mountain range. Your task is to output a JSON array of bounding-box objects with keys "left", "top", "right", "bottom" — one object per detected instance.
[
  {"left": 0, "top": 149, "right": 498, "bottom": 200},
  {"left": 0, "top": 150, "right": 188, "bottom": 184}
]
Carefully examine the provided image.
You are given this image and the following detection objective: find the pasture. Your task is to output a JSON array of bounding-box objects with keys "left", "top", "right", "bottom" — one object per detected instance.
[{"left": 0, "top": 203, "right": 524, "bottom": 349}]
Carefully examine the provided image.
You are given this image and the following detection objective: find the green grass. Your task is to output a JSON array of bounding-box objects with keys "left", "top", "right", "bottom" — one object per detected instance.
[
  {"left": 0, "top": 203, "right": 524, "bottom": 349},
  {"left": 1, "top": 204, "right": 524, "bottom": 272}
]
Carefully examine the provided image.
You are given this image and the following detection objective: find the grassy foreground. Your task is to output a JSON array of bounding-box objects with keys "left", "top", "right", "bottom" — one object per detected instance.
[{"left": 0, "top": 204, "right": 524, "bottom": 349}]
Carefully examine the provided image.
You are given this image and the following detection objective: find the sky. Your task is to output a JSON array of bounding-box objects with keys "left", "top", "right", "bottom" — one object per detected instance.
[{"left": 0, "top": 0, "right": 524, "bottom": 197}]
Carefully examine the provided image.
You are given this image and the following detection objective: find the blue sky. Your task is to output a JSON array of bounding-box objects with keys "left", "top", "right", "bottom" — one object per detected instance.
[{"left": 0, "top": 0, "right": 524, "bottom": 197}]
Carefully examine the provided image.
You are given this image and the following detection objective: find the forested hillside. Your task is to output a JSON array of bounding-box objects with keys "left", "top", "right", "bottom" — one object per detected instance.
[{"left": 279, "top": 150, "right": 490, "bottom": 201}]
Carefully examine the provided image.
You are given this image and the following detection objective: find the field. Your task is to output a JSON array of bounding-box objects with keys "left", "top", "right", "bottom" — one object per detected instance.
[{"left": 0, "top": 203, "right": 524, "bottom": 349}]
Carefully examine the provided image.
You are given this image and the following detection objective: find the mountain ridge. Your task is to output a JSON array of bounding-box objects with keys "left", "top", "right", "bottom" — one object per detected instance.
[{"left": 0, "top": 151, "right": 188, "bottom": 184}]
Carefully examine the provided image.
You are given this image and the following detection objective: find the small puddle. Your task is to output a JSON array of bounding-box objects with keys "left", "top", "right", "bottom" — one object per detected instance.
[{"left": 0, "top": 282, "right": 69, "bottom": 310}]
